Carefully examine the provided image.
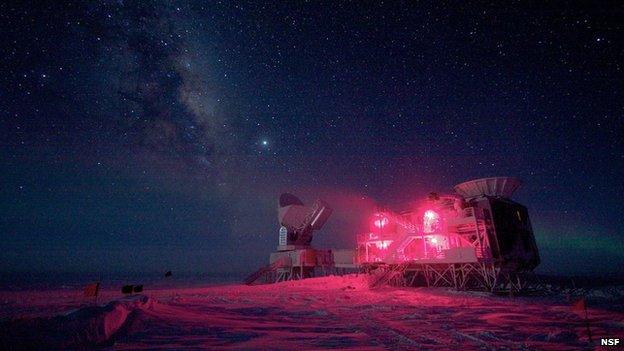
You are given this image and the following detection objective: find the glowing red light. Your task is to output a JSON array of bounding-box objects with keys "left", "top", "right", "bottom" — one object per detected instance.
[
  {"left": 424, "top": 210, "right": 437, "bottom": 220},
  {"left": 423, "top": 210, "right": 439, "bottom": 233},
  {"left": 373, "top": 214, "right": 389, "bottom": 228},
  {"left": 374, "top": 240, "right": 393, "bottom": 249}
]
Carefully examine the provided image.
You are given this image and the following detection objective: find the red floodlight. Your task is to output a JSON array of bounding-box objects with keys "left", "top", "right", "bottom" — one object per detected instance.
[
  {"left": 372, "top": 213, "right": 389, "bottom": 229},
  {"left": 374, "top": 240, "right": 393, "bottom": 249},
  {"left": 423, "top": 209, "right": 439, "bottom": 233}
]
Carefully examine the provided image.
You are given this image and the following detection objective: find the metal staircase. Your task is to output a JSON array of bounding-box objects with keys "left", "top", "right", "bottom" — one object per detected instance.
[
  {"left": 369, "top": 262, "right": 410, "bottom": 288},
  {"left": 244, "top": 257, "right": 291, "bottom": 285}
]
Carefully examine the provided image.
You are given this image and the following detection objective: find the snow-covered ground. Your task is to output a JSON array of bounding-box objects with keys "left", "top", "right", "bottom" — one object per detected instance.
[{"left": 1, "top": 275, "right": 622, "bottom": 350}]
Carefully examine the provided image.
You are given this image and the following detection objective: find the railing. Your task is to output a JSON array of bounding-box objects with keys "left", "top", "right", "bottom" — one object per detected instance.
[{"left": 462, "top": 206, "right": 475, "bottom": 218}]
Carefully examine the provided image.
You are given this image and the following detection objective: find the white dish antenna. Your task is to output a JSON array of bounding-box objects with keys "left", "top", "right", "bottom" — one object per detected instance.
[{"left": 454, "top": 177, "right": 522, "bottom": 199}]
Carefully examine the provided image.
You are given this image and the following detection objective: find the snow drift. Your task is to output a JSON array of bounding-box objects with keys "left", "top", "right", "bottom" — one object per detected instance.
[{"left": 0, "top": 295, "right": 154, "bottom": 350}]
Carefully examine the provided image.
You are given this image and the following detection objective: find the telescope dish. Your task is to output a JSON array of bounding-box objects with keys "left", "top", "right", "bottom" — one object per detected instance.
[
  {"left": 454, "top": 177, "right": 522, "bottom": 199},
  {"left": 276, "top": 193, "right": 333, "bottom": 246},
  {"left": 279, "top": 193, "right": 304, "bottom": 207}
]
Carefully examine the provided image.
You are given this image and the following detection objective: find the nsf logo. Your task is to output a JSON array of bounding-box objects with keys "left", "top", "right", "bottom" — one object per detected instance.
[{"left": 601, "top": 338, "right": 620, "bottom": 346}]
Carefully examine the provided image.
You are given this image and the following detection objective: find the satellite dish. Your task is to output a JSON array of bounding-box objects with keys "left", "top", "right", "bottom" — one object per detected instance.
[
  {"left": 277, "top": 193, "right": 332, "bottom": 246},
  {"left": 454, "top": 177, "right": 522, "bottom": 199},
  {"left": 279, "top": 193, "right": 303, "bottom": 207}
]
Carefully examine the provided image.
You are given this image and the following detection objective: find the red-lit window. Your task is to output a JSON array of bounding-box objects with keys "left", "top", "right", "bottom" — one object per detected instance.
[
  {"left": 372, "top": 213, "right": 389, "bottom": 229},
  {"left": 423, "top": 210, "right": 439, "bottom": 233}
]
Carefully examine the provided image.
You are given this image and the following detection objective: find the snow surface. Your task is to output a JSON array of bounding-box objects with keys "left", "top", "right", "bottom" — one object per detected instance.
[{"left": 1, "top": 274, "right": 623, "bottom": 350}]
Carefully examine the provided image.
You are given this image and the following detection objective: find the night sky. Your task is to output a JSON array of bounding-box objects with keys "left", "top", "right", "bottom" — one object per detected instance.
[{"left": 1, "top": 2, "right": 622, "bottom": 278}]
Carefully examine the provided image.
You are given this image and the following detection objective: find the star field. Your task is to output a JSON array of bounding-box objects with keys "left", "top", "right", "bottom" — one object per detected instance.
[{"left": 1, "top": 1, "right": 622, "bottom": 276}]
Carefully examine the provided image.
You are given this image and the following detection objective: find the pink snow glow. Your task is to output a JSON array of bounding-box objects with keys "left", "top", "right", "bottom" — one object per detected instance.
[{"left": 1, "top": 275, "right": 621, "bottom": 350}]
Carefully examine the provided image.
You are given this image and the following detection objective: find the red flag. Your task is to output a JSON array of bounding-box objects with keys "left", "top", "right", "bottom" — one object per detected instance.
[
  {"left": 571, "top": 297, "right": 585, "bottom": 312},
  {"left": 84, "top": 282, "right": 100, "bottom": 297}
]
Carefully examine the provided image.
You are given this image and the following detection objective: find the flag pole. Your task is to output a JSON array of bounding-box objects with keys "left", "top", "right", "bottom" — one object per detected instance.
[
  {"left": 96, "top": 275, "right": 102, "bottom": 305},
  {"left": 584, "top": 299, "right": 592, "bottom": 343}
]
